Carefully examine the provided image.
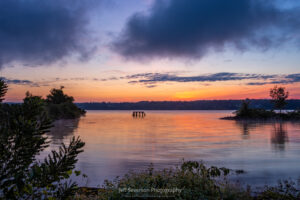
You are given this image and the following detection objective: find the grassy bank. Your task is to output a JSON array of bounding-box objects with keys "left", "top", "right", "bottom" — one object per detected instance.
[{"left": 74, "top": 161, "right": 300, "bottom": 200}]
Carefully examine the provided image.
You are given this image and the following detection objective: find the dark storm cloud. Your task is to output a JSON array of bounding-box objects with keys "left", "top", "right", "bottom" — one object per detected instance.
[
  {"left": 113, "top": 0, "right": 300, "bottom": 60},
  {"left": 0, "top": 0, "right": 99, "bottom": 68},
  {"left": 124, "top": 72, "right": 275, "bottom": 84}
]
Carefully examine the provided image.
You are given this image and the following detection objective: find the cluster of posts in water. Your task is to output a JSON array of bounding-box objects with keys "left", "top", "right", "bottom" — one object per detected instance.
[{"left": 132, "top": 111, "right": 146, "bottom": 118}]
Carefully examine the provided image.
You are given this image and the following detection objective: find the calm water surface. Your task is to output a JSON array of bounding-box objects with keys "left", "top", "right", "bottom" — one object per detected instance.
[{"left": 44, "top": 110, "right": 300, "bottom": 187}]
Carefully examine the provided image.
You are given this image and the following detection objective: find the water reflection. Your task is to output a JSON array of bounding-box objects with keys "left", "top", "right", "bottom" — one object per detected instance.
[
  {"left": 42, "top": 111, "right": 300, "bottom": 187},
  {"left": 271, "top": 123, "right": 288, "bottom": 151},
  {"left": 235, "top": 121, "right": 258, "bottom": 139},
  {"left": 236, "top": 121, "right": 290, "bottom": 151},
  {"left": 38, "top": 119, "right": 80, "bottom": 163},
  {"left": 48, "top": 119, "right": 79, "bottom": 145}
]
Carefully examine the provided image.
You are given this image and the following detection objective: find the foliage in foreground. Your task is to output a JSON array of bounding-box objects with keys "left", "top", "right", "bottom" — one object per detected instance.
[
  {"left": 0, "top": 79, "right": 85, "bottom": 199},
  {"left": 102, "top": 161, "right": 249, "bottom": 200},
  {"left": 0, "top": 79, "right": 8, "bottom": 103},
  {"left": 75, "top": 161, "right": 300, "bottom": 200}
]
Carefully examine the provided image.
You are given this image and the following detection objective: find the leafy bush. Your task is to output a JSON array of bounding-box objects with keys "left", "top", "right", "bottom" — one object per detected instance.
[
  {"left": 235, "top": 99, "right": 252, "bottom": 117},
  {"left": 75, "top": 161, "right": 300, "bottom": 200},
  {"left": 256, "top": 180, "right": 300, "bottom": 200},
  {"left": 100, "top": 161, "right": 251, "bottom": 200},
  {"left": 233, "top": 100, "right": 276, "bottom": 120},
  {"left": 0, "top": 79, "right": 85, "bottom": 199}
]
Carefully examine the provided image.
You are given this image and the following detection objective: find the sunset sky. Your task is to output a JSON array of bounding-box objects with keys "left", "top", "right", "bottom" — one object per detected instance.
[{"left": 1, "top": 0, "right": 300, "bottom": 102}]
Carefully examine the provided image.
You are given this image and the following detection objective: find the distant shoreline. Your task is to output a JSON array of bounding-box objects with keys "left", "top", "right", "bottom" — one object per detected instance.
[{"left": 75, "top": 99, "right": 300, "bottom": 110}]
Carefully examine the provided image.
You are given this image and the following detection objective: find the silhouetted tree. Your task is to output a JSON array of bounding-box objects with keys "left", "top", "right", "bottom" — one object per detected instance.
[
  {"left": 46, "top": 86, "right": 74, "bottom": 104},
  {"left": 270, "top": 86, "right": 289, "bottom": 114},
  {"left": 236, "top": 99, "right": 251, "bottom": 117},
  {"left": 45, "top": 86, "right": 85, "bottom": 119},
  {"left": 0, "top": 78, "right": 8, "bottom": 102},
  {"left": 23, "top": 91, "right": 46, "bottom": 117}
]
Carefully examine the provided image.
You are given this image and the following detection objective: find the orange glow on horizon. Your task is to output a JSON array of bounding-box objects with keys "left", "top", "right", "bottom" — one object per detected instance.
[{"left": 3, "top": 80, "right": 300, "bottom": 102}]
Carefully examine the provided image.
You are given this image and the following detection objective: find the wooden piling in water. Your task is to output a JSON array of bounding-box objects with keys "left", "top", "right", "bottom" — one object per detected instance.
[{"left": 132, "top": 111, "right": 146, "bottom": 118}]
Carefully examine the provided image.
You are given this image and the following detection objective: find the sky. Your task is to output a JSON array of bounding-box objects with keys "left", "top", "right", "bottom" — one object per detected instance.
[{"left": 1, "top": 0, "right": 300, "bottom": 102}]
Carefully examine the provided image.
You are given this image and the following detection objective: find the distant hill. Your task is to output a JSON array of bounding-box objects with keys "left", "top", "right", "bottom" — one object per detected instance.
[{"left": 76, "top": 99, "right": 300, "bottom": 110}]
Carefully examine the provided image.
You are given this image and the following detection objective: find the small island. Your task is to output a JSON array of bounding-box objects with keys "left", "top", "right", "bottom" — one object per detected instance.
[
  {"left": 222, "top": 86, "right": 300, "bottom": 121},
  {"left": 44, "top": 86, "right": 86, "bottom": 119}
]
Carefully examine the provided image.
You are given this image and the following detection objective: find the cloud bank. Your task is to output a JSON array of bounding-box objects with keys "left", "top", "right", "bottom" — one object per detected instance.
[
  {"left": 3, "top": 72, "right": 300, "bottom": 88},
  {"left": 113, "top": 0, "right": 300, "bottom": 60},
  {"left": 0, "top": 0, "right": 98, "bottom": 68},
  {"left": 123, "top": 72, "right": 300, "bottom": 87},
  {"left": 125, "top": 72, "right": 273, "bottom": 84},
  {"left": 0, "top": 77, "right": 38, "bottom": 87}
]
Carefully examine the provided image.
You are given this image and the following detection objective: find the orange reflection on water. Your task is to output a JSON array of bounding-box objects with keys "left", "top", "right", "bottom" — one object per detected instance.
[
  {"left": 76, "top": 111, "right": 243, "bottom": 153},
  {"left": 44, "top": 110, "right": 300, "bottom": 187}
]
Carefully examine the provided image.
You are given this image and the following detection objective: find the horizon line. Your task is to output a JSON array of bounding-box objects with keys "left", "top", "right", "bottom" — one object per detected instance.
[{"left": 5, "top": 98, "right": 300, "bottom": 104}]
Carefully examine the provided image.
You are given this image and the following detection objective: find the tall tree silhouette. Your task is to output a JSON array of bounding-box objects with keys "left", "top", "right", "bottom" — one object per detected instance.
[
  {"left": 270, "top": 86, "right": 289, "bottom": 114},
  {"left": 45, "top": 86, "right": 85, "bottom": 119},
  {"left": 46, "top": 86, "right": 74, "bottom": 104}
]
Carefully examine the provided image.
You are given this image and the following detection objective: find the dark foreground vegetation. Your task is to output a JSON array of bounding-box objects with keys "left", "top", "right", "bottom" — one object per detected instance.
[
  {"left": 75, "top": 161, "right": 300, "bottom": 200},
  {"left": 222, "top": 86, "right": 300, "bottom": 121},
  {"left": 0, "top": 79, "right": 86, "bottom": 199}
]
